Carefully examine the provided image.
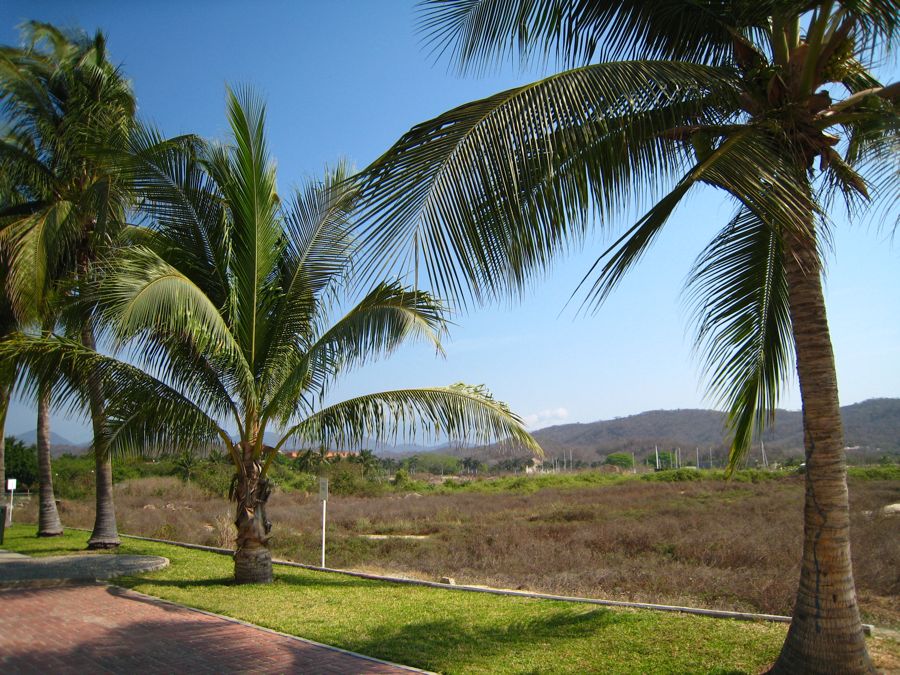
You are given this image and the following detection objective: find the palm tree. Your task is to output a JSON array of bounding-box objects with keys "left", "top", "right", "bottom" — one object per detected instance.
[
  {"left": 352, "top": 448, "right": 379, "bottom": 477},
  {"left": 355, "top": 3, "right": 897, "bottom": 672},
  {"left": 2, "top": 88, "right": 540, "bottom": 583},
  {"left": 0, "top": 259, "right": 14, "bottom": 492},
  {"left": 0, "top": 22, "right": 144, "bottom": 547}
]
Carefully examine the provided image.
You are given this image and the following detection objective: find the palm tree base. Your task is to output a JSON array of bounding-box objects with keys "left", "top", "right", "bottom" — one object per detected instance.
[
  {"left": 234, "top": 545, "right": 273, "bottom": 584},
  {"left": 37, "top": 530, "right": 64, "bottom": 537},
  {"left": 86, "top": 538, "right": 121, "bottom": 550}
]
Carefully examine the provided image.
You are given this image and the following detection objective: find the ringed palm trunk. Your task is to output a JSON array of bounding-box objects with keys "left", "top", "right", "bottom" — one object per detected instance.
[
  {"left": 233, "top": 442, "right": 273, "bottom": 583},
  {"left": 771, "top": 226, "right": 874, "bottom": 673},
  {"left": 0, "top": 384, "right": 8, "bottom": 492},
  {"left": 36, "top": 380, "right": 63, "bottom": 537},
  {"left": 82, "top": 321, "right": 120, "bottom": 549}
]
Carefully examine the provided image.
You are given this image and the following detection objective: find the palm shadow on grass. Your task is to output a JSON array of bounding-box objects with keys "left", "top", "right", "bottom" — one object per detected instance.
[{"left": 342, "top": 608, "right": 623, "bottom": 673}]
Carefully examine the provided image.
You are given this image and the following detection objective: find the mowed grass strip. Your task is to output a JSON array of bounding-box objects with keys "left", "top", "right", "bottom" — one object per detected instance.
[{"left": 4, "top": 526, "right": 785, "bottom": 674}]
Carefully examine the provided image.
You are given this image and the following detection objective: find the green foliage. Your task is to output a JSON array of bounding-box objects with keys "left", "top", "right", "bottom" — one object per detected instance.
[
  {"left": 605, "top": 452, "right": 634, "bottom": 469},
  {"left": 326, "top": 461, "right": 387, "bottom": 497},
  {"left": 848, "top": 465, "right": 900, "bottom": 481},
  {"left": 405, "top": 452, "right": 459, "bottom": 475},
  {"left": 3, "top": 437, "right": 37, "bottom": 488}
]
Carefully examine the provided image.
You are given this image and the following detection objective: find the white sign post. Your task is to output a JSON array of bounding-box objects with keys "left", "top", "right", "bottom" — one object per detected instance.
[
  {"left": 319, "top": 477, "right": 328, "bottom": 568},
  {"left": 6, "top": 478, "right": 16, "bottom": 525}
]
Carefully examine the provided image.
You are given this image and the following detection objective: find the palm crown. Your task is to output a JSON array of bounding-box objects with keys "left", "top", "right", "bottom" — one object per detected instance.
[
  {"left": 357, "top": 0, "right": 898, "bottom": 465},
  {"left": 0, "top": 22, "right": 137, "bottom": 315}
]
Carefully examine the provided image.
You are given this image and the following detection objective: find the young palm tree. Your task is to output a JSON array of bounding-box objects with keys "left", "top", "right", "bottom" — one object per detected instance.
[
  {"left": 2, "top": 88, "right": 540, "bottom": 583},
  {"left": 0, "top": 23, "right": 146, "bottom": 547},
  {"left": 355, "top": 2, "right": 898, "bottom": 672}
]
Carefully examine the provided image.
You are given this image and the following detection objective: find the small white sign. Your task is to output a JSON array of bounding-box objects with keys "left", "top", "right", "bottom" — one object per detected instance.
[
  {"left": 6, "top": 478, "right": 15, "bottom": 492},
  {"left": 319, "top": 477, "right": 328, "bottom": 501}
]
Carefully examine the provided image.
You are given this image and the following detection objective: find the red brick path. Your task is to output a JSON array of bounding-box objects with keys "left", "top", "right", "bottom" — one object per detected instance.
[{"left": 0, "top": 584, "right": 423, "bottom": 674}]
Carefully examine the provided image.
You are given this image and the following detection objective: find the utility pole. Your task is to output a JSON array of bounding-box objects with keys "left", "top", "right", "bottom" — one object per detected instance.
[
  {"left": 632, "top": 452, "right": 636, "bottom": 474},
  {"left": 655, "top": 445, "right": 660, "bottom": 470},
  {"left": 709, "top": 446, "right": 713, "bottom": 469}
]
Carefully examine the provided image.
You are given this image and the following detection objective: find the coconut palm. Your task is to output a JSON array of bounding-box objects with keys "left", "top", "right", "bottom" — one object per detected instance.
[
  {"left": 355, "top": 2, "right": 898, "bottom": 672},
  {"left": 0, "top": 22, "right": 145, "bottom": 547},
  {"left": 2, "top": 88, "right": 540, "bottom": 583},
  {"left": 0, "top": 260, "right": 13, "bottom": 491}
]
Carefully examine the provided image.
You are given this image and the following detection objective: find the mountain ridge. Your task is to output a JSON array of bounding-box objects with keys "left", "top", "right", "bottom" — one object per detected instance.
[{"left": 472, "top": 398, "right": 900, "bottom": 464}]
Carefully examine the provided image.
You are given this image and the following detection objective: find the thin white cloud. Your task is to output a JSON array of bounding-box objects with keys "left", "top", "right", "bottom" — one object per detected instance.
[{"left": 524, "top": 407, "right": 569, "bottom": 430}]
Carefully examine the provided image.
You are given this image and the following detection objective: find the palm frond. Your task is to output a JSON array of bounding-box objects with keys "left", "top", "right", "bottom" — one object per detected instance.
[
  {"left": 356, "top": 60, "right": 739, "bottom": 308},
  {"left": 0, "top": 200, "right": 77, "bottom": 318},
  {"left": 685, "top": 207, "right": 794, "bottom": 472},
  {"left": 279, "top": 383, "right": 542, "bottom": 458},
  {"left": 92, "top": 245, "right": 254, "bottom": 397},
  {"left": 263, "top": 281, "right": 449, "bottom": 428},
  {"left": 121, "top": 126, "right": 233, "bottom": 308},
  {"left": 418, "top": 0, "right": 764, "bottom": 71},
  {"left": 0, "top": 333, "right": 229, "bottom": 457},
  {"left": 578, "top": 128, "right": 814, "bottom": 310},
  {"left": 254, "top": 164, "right": 358, "bottom": 398},
  {"left": 221, "top": 86, "right": 283, "bottom": 370}
]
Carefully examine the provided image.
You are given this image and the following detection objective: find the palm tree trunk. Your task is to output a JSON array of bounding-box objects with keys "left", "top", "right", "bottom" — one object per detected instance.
[
  {"left": 36, "top": 381, "right": 63, "bottom": 537},
  {"left": 233, "top": 442, "right": 273, "bottom": 583},
  {"left": 82, "top": 321, "right": 120, "bottom": 549},
  {"left": 0, "top": 384, "right": 8, "bottom": 493},
  {"left": 771, "top": 228, "right": 873, "bottom": 673}
]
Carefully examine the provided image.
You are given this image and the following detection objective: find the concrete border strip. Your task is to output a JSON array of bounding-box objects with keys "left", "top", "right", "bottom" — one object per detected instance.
[{"left": 97, "top": 530, "right": 874, "bottom": 635}]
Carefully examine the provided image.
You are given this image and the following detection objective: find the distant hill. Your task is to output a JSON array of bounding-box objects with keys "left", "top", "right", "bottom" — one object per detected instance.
[
  {"left": 469, "top": 398, "right": 900, "bottom": 465},
  {"left": 11, "top": 430, "right": 89, "bottom": 457}
]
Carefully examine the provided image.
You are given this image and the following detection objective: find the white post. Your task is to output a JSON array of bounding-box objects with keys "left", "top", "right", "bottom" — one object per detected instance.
[
  {"left": 696, "top": 447, "right": 700, "bottom": 469},
  {"left": 6, "top": 478, "right": 16, "bottom": 525},
  {"left": 319, "top": 477, "right": 328, "bottom": 568},
  {"left": 655, "top": 446, "right": 660, "bottom": 470},
  {"left": 321, "top": 499, "right": 326, "bottom": 567},
  {"left": 632, "top": 452, "right": 636, "bottom": 474}
]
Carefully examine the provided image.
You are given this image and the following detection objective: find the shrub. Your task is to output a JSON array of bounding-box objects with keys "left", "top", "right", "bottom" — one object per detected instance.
[
  {"left": 605, "top": 452, "right": 634, "bottom": 469},
  {"left": 3, "top": 437, "right": 38, "bottom": 488}
]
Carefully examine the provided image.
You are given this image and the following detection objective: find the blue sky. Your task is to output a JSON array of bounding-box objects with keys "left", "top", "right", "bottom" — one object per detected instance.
[{"left": 2, "top": 1, "right": 898, "bottom": 444}]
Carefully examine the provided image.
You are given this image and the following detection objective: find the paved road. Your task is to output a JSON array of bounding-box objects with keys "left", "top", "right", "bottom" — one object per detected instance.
[{"left": 0, "top": 584, "right": 426, "bottom": 674}]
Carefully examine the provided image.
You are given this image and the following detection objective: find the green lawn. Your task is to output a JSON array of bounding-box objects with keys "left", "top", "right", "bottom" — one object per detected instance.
[{"left": 2, "top": 525, "right": 785, "bottom": 674}]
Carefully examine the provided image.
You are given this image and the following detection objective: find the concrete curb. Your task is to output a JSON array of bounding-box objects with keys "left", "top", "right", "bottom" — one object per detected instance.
[
  {"left": 98, "top": 529, "right": 876, "bottom": 636},
  {"left": 0, "top": 550, "right": 169, "bottom": 589}
]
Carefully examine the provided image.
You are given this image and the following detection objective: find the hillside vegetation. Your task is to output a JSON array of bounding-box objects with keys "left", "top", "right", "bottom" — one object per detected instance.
[{"left": 482, "top": 398, "right": 900, "bottom": 465}]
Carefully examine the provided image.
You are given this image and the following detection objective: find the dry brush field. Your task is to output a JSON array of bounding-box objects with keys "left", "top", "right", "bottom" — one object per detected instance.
[{"left": 21, "top": 473, "right": 900, "bottom": 628}]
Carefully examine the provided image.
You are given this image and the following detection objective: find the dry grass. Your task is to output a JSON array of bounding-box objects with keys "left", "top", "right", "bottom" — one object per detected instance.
[{"left": 19, "top": 473, "right": 899, "bottom": 627}]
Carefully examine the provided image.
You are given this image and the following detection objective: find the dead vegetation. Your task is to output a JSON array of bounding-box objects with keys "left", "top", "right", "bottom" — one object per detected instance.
[{"left": 18, "top": 474, "right": 899, "bottom": 627}]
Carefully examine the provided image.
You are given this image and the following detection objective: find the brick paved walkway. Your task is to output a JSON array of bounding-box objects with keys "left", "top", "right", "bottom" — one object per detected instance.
[{"left": 0, "top": 584, "right": 426, "bottom": 674}]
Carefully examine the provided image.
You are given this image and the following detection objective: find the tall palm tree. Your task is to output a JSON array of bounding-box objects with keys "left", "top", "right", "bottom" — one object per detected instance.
[
  {"left": 0, "top": 23, "right": 144, "bottom": 547},
  {"left": 3, "top": 88, "right": 540, "bottom": 583},
  {"left": 0, "top": 259, "right": 13, "bottom": 492},
  {"left": 355, "top": 2, "right": 898, "bottom": 672}
]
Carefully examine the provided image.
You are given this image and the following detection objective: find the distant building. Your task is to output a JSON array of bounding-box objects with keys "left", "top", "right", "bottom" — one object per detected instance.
[{"left": 524, "top": 457, "right": 544, "bottom": 474}]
